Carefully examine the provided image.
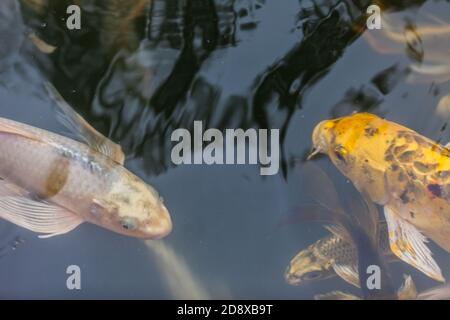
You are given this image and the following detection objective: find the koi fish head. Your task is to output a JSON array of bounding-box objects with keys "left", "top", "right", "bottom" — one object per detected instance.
[
  {"left": 284, "top": 247, "right": 334, "bottom": 285},
  {"left": 90, "top": 175, "right": 172, "bottom": 239},
  {"left": 311, "top": 113, "right": 381, "bottom": 160},
  {"left": 310, "top": 113, "right": 391, "bottom": 203}
]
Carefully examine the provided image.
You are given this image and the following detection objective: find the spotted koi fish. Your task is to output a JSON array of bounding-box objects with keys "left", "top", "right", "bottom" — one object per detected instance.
[
  {"left": 285, "top": 221, "right": 393, "bottom": 288},
  {"left": 310, "top": 113, "right": 448, "bottom": 282}
]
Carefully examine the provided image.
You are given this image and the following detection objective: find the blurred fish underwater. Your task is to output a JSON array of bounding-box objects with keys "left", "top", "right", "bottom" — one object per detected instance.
[
  {"left": 284, "top": 221, "right": 394, "bottom": 288},
  {"left": 1, "top": 0, "right": 450, "bottom": 299}
]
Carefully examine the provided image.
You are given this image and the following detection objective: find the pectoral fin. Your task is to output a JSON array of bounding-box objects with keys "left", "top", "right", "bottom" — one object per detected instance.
[
  {"left": 0, "top": 185, "right": 83, "bottom": 238},
  {"left": 44, "top": 82, "right": 125, "bottom": 165},
  {"left": 384, "top": 206, "right": 444, "bottom": 282},
  {"left": 332, "top": 263, "right": 360, "bottom": 288}
]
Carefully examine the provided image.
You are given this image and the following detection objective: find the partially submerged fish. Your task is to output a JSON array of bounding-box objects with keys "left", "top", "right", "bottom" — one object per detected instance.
[
  {"left": 0, "top": 83, "right": 172, "bottom": 239},
  {"left": 315, "top": 274, "right": 418, "bottom": 300},
  {"left": 363, "top": 11, "right": 450, "bottom": 83},
  {"left": 316, "top": 275, "right": 450, "bottom": 300},
  {"left": 310, "top": 112, "right": 448, "bottom": 282},
  {"left": 285, "top": 221, "right": 394, "bottom": 288},
  {"left": 416, "top": 282, "right": 450, "bottom": 300}
]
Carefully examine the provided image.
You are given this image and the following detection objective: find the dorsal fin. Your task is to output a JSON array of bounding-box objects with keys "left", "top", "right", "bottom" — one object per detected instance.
[{"left": 44, "top": 82, "right": 125, "bottom": 165}]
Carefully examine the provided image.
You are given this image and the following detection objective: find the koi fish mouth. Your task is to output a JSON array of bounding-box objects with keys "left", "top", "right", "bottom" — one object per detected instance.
[
  {"left": 148, "top": 217, "right": 173, "bottom": 240},
  {"left": 284, "top": 265, "right": 302, "bottom": 285},
  {"left": 285, "top": 273, "right": 302, "bottom": 285},
  {"left": 143, "top": 203, "right": 173, "bottom": 240}
]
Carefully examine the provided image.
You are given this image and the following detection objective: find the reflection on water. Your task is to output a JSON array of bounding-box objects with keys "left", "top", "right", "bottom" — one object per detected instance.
[{"left": 1, "top": 0, "right": 450, "bottom": 298}]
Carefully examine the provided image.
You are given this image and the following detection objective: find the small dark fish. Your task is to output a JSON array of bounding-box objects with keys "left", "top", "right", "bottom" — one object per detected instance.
[{"left": 294, "top": 162, "right": 396, "bottom": 299}]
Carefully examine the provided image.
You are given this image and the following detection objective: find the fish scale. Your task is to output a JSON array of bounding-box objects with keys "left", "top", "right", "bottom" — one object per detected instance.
[
  {"left": 317, "top": 224, "right": 391, "bottom": 265},
  {"left": 286, "top": 222, "right": 392, "bottom": 287}
]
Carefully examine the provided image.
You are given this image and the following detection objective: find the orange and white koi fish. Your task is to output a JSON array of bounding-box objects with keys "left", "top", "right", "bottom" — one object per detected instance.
[{"left": 0, "top": 83, "right": 172, "bottom": 239}]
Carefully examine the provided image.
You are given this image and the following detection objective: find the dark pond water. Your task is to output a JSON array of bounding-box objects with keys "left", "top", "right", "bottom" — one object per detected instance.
[{"left": 1, "top": 0, "right": 450, "bottom": 299}]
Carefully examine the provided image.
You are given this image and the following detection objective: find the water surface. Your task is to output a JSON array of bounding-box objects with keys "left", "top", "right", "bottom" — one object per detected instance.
[{"left": 1, "top": 0, "right": 450, "bottom": 299}]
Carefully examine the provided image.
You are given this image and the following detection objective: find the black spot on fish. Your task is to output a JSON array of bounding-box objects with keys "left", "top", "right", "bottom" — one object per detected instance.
[
  {"left": 334, "top": 146, "right": 346, "bottom": 162},
  {"left": 410, "top": 211, "right": 415, "bottom": 219},
  {"left": 407, "top": 181, "right": 423, "bottom": 199},
  {"left": 393, "top": 145, "right": 408, "bottom": 156},
  {"left": 428, "top": 184, "right": 442, "bottom": 198},
  {"left": 390, "top": 164, "right": 399, "bottom": 171},
  {"left": 437, "top": 170, "right": 450, "bottom": 180},
  {"left": 385, "top": 143, "right": 395, "bottom": 157},
  {"left": 384, "top": 153, "right": 394, "bottom": 162},
  {"left": 407, "top": 170, "right": 417, "bottom": 180},
  {"left": 413, "top": 161, "right": 438, "bottom": 173},
  {"left": 400, "top": 190, "right": 410, "bottom": 204},
  {"left": 398, "top": 150, "right": 416, "bottom": 162},
  {"left": 440, "top": 146, "right": 450, "bottom": 158},
  {"left": 364, "top": 126, "right": 379, "bottom": 137}
]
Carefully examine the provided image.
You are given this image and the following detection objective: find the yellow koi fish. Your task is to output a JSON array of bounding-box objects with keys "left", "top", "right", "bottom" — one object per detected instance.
[
  {"left": 0, "top": 83, "right": 172, "bottom": 239},
  {"left": 310, "top": 112, "right": 450, "bottom": 282}
]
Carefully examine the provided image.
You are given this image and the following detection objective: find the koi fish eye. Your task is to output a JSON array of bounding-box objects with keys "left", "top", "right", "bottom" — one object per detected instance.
[
  {"left": 334, "top": 145, "right": 348, "bottom": 163},
  {"left": 120, "top": 217, "right": 137, "bottom": 231},
  {"left": 302, "top": 271, "right": 323, "bottom": 281}
]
